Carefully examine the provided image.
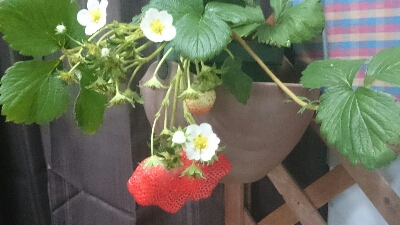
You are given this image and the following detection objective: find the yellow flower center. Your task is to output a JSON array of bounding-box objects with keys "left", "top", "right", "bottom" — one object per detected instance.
[
  {"left": 150, "top": 19, "right": 165, "bottom": 34},
  {"left": 194, "top": 135, "right": 208, "bottom": 152},
  {"left": 90, "top": 9, "right": 102, "bottom": 23}
]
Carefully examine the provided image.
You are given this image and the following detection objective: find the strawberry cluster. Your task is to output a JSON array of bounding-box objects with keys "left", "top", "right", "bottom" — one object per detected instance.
[{"left": 127, "top": 152, "right": 231, "bottom": 213}]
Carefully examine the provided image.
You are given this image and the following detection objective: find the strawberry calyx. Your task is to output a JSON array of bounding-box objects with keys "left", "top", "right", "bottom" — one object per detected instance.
[
  {"left": 179, "top": 87, "right": 200, "bottom": 100},
  {"left": 181, "top": 161, "right": 204, "bottom": 179},
  {"left": 142, "top": 155, "right": 164, "bottom": 168}
]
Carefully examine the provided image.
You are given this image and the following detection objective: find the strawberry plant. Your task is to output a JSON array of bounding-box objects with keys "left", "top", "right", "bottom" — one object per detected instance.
[{"left": 0, "top": 0, "right": 400, "bottom": 214}]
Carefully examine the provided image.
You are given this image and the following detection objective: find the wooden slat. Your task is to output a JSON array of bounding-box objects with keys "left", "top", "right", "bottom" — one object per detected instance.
[
  {"left": 260, "top": 164, "right": 355, "bottom": 225},
  {"left": 311, "top": 120, "right": 400, "bottom": 225},
  {"left": 225, "top": 183, "right": 244, "bottom": 225},
  {"left": 244, "top": 208, "right": 257, "bottom": 225},
  {"left": 267, "top": 164, "right": 327, "bottom": 225},
  {"left": 342, "top": 159, "right": 400, "bottom": 225}
]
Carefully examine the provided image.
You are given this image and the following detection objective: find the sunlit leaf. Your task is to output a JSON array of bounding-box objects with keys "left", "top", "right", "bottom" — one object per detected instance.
[
  {"left": 301, "top": 59, "right": 366, "bottom": 89},
  {"left": 365, "top": 46, "right": 400, "bottom": 87}
]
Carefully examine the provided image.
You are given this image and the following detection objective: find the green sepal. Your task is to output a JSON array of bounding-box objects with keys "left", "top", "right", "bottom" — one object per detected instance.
[
  {"left": 143, "top": 155, "right": 164, "bottom": 168},
  {"left": 181, "top": 162, "right": 204, "bottom": 179},
  {"left": 0, "top": 60, "right": 70, "bottom": 124}
]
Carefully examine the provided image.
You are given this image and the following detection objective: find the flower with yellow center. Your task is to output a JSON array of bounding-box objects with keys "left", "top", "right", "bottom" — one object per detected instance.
[
  {"left": 140, "top": 8, "right": 176, "bottom": 43},
  {"left": 184, "top": 123, "right": 220, "bottom": 162},
  {"left": 77, "top": 0, "right": 108, "bottom": 35}
]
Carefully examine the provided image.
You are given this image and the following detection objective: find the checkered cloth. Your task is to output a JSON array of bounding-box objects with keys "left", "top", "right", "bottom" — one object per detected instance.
[{"left": 292, "top": 0, "right": 400, "bottom": 100}]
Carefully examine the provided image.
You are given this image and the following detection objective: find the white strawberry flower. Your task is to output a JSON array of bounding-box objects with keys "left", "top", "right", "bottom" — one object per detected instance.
[
  {"left": 77, "top": 0, "right": 108, "bottom": 35},
  {"left": 184, "top": 123, "right": 220, "bottom": 161},
  {"left": 101, "top": 48, "right": 110, "bottom": 57},
  {"left": 55, "top": 24, "right": 66, "bottom": 34},
  {"left": 140, "top": 8, "right": 176, "bottom": 43},
  {"left": 172, "top": 130, "right": 186, "bottom": 144}
]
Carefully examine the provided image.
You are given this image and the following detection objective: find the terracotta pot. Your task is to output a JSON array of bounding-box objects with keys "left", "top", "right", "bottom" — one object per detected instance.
[{"left": 140, "top": 61, "right": 319, "bottom": 183}]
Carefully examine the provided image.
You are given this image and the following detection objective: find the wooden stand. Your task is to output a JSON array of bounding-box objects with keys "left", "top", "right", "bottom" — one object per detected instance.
[{"left": 224, "top": 122, "right": 400, "bottom": 225}]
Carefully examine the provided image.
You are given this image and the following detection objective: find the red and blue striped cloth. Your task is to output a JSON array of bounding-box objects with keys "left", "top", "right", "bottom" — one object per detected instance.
[{"left": 292, "top": 0, "right": 400, "bottom": 100}]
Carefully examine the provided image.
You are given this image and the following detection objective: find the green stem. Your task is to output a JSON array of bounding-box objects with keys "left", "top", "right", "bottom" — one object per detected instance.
[
  {"left": 142, "top": 42, "right": 168, "bottom": 63},
  {"left": 169, "top": 71, "right": 181, "bottom": 130},
  {"left": 151, "top": 47, "right": 173, "bottom": 79},
  {"left": 127, "top": 63, "right": 142, "bottom": 87},
  {"left": 136, "top": 41, "right": 153, "bottom": 53},
  {"left": 149, "top": 76, "right": 177, "bottom": 155},
  {"left": 231, "top": 32, "right": 318, "bottom": 111}
]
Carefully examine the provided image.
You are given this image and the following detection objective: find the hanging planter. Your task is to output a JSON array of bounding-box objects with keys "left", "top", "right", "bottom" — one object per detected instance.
[{"left": 140, "top": 60, "right": 319, "bottom": 183}]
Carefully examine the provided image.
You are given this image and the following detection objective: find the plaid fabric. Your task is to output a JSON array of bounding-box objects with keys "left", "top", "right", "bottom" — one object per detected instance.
[
  {"left": 323, "top": 0, "right": 400, "bottom": 100},
  {"left": 291, "top": 0, "right": 400, "bottom": 100}
]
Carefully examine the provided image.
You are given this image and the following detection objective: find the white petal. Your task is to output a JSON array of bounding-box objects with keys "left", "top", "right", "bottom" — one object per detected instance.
[
  {"left": 99, "top": 0, "right": 108, "bottom": 10},
  {"left": 162, "top": 26, "right": 176, "bottom": 41},
  {"left": 172, "top": 131, "right": 186, "bottom": 144},
  {"left": 87, "top": 0, "right": 100, "bottom": 10},
  {"left": 85, "top": 24, "right": 99, "bottom": 35},
  {"left": 208, "top": 133, "right": 220, "bottom": 145},
  {"left": 186, "top": 124, "right": 201, "bottom": 139},
  {"left": 200, "top": 149, "right": 215, "bottom": 161},
  {"left": 159, "top": 10, "right": 173, "bottom": 26},
  {"left": 199, "top": 123, "right": 213, "bottom": 136},
  {"left": 145, "top": 8, "right": 160, "bottom": 18},
  {"left": 77, "top": 10, "right": 90, "bottom": 26},
  {"left": 185, "top": 148, "right": 201, "bottom": 160},
  {"left": 97, "top": 16, "right": 107, "bottom": 28}
]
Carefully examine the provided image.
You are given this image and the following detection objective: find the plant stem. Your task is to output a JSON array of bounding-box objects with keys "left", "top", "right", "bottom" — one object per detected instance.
[
  {"left": 231, "top": 32, "right": 318, "bottom": 111},
  {"left": 149, "top": 76, "right": 177, "bottom": 155},
  {"left": 169, "top": 72, "right": 181, "bottom": 130}
]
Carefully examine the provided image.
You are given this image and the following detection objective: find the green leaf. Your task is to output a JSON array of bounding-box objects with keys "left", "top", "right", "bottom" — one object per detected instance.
[
  {"left": 232, "top": 23, "right": 261, "bottom": 37},
  {"left": 317, "top": 86, "right": 400, "bottom": 169},
  {"left": 0, "top": 60, "right": 70, "bottom": 124},
  {"left": 205, "top": 0, "right": 246, "bottom": 7},
  {"left": 74, "top": 67, "right": 107, "bottom": 134},
  {"left": 365, "top": 46, "right": 400, "bottom": 87},
  {"left": 142, "top": 0, "right": 204, "bottom": 22},
  {"left": 171, "top": 11, "right": 231, "bottom": 60},
  {"left": 254, "top": 0, "right": 325, "bottom": 47},
  {"left": 270, "top": 0, "right": 290, "bottom": 23},
  {"left": 205, "top": 2, "right": 264, "bottom": 27},
  {"left": 301, "top": 59, "right": 366, "bottom": 89},
  {"left": 221, "top": 57, "right": 252, "bottom": 104},
  {"left": 0, "top": 0, "right": 85, "bottom": 57}
]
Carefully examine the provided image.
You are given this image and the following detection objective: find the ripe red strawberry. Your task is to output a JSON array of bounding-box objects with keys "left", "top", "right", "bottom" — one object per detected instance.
[
  {"left": 153, "top": 167, "right": 189, "bottom": 213},
  {"left": 127, "top": 156, "right": 187, "bottom": 213},
  {"left": 184, "top": 90, "right": 216, "bottom": 115},
  {"left": 127, "top": 156, "right": 165, "bottom": 206},
  {"left": 127, "top": 151, "right": 231, "bottom": 213},
  {"left": 180, "top": 150, "right": 231, "bottom": 201},
  {"left": 190, "top": 154, "right": 231, "bottom": 201}
]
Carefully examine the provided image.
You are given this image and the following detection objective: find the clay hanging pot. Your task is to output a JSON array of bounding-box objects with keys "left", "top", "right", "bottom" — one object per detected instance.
[{"left": 140, "top": 60, "right": 319, "bottom": 183}]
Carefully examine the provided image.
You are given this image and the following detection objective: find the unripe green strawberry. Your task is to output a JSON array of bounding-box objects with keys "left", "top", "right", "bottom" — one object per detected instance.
[{"left": 184, "top": 90, "right": 216, "bottom": 115}]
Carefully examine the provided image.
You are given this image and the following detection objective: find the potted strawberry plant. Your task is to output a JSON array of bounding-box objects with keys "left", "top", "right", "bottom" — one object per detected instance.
[{"left": 0, "top": 0, "right": 400, "bottom": 214}]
